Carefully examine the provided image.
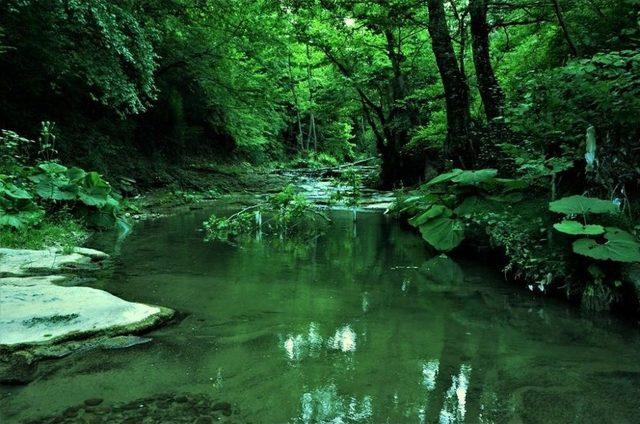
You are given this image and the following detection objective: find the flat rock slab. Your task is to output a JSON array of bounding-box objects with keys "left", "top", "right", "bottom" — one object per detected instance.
[
  {"left": 0, "top": 281, "right": 169, "bottom": 347},
  {"left": 0, "top": 247, "right": 108, "bottom": 277},
  {"left": 0, "top": 247, "right": 174, "bottom": 383}
]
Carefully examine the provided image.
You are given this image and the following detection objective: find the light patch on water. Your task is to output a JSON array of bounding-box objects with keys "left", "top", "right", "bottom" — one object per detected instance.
[
  {"left": 422, "top": 360, "right": 440, "bottom": 391},
  {"left": 329, "top": 325, "right": 357, "bottom": 352},
  {"left": 402, "top": 280, "right": 410, "bottom": 292},
  {"left": 283, "top": 322, "right": 324, "bottom": 361},
  {"left": 284, "top": 334, "right": 305, "bottom": 361},
  {"left": 439, "top": 364, "right": 472, "bottom": 424},
  {"left": 361, "top": 292, "right": 370, "bottom": 313},
  {"left": 297, "top": 384, "right": 372, "bottom": 423}
]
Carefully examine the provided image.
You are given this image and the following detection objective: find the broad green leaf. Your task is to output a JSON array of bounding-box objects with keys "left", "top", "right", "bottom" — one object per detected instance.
[
  {"left": 78, "top": 172, "right": 112, "bottom": 207},
  {"left": 424, "top": 169, "right": 463, "bottom": 187},
  {"left": 408, "top": 204, "right": 451, "bottom": 227},
  {"left": 553, "top": 220, "right": 605, "bottom": 235},
  {"left": 37, "top": 162, "right": 67, "bottom": 174},
  {"left": 1, "top": 183, "right": 32, "bottom": 200},
  {"left": 418, "top": 217, "right": 465, "bottom": 252},
  {"left": 451, "top": 169, "right": 498, "bottom": 185},
  {"left": 549, "top": 195, "right": 619, "bottom": 215},
  {"left": 573, "top": 227, "right": 640, "bottom": 262}
]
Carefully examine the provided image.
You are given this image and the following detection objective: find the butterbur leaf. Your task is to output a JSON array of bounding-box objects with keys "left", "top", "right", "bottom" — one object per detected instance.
[
  {"left": 572, "top": 227, "right": 640, "bottom": 263},
  {"left": 549, "top": 195, "right": 619, "bottom": 215},
  {"left": 553, "top": 220, "right": 605, "bottom": 236},
  {"left": 37, "top": 162, "right": 67, "bottom": 174},
  {"left": 424, "top": 169, "right": 463, "bottom": 187},
  {"left": 408, "top": 205, "right": 451, "bottom": 227},
  {"left": 418, "top": 217, "right": 465, "bottom": 252},
  {"left": 451, "top": 169, "right": 498, "bottom": 185}
]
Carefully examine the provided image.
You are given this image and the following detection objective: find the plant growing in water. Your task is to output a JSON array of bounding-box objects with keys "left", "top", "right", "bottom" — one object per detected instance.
[
  {"left": 203, "top": 185, "right": 329, "bottom": 243},
  {"left": 329, "top": 167, "right": 363, "bottom": 221}
]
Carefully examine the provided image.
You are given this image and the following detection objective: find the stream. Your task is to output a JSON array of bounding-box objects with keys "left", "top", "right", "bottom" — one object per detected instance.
[{"left": 2, "top": 201, "right": 640, "bottom": 423}]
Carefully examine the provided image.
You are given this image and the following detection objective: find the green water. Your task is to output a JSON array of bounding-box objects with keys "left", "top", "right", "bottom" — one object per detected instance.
[{"left": 3, "top": 207, "right": 640, "bottom": 423}]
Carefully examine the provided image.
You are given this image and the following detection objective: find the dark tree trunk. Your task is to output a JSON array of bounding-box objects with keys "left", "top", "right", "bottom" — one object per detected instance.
[
  {"left": 551, "top": 0, "right": 579, "bottom": 57},
  {"left": 470, "top": 0, "right": 505, "bottom": 123},
  {"left": 427, "top": 0, "right": 474, "bottom": 168}
]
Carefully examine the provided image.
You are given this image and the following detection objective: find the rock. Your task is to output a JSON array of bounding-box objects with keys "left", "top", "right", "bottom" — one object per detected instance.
[
  {"left": 0, "top": 248, "right": 108, "bottom": 277},
  {"left": 0, "top": 246, "right": 174, "bottom": 384},
  {"left": 84, "top": 398, "right": 104, "bottom": 407},
  {"left": 0, "top": 282, "right": 169, "bottom": 346}
]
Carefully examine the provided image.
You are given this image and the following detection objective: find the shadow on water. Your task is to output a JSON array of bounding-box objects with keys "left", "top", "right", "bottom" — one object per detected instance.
[{"left": 2, "top": 207, "right": 640, "bottom": 423}]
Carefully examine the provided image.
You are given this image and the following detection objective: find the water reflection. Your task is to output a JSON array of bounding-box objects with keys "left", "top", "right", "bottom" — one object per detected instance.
[
  {"left": 422, "top": 360, "right": 440, "bottom": 391},
  {"left": 298, "top": 384, "right": 373, "bottom": 423},
  {"left": 329, "top": 325, "right": 357, "bottom": 353},
  {"left": 282, "top": 323, "right": 356, "bottom": 362},
  {"left": 439, "top": 364, "right": 471, "bottom": 424}
]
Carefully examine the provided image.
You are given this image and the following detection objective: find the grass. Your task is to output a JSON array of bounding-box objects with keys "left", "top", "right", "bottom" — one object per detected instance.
[{"left": 0, "top": 213, "right": 89, "bottom": 251}]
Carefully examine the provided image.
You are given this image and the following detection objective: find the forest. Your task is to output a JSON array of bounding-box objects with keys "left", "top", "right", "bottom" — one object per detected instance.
[{"left": 1, "top": 0, "right": 640, "bottom": 423}]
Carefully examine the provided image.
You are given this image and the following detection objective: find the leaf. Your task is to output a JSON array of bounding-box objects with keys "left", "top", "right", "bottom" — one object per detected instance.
[
  {"left": 0, "top": 199, "right": 43, "bottom": 229},
  {"left": 408, "top": 204, "right": 451, "bottom": 227},
  {"left": 549, "top": 195, "right": 619, "bottom": 215},
  {"left": 573, "top": 227, "right": 640, "bottom": 263},
  {"left": 424, "top": 169, "right": 463, "bottom": 187},
  {"left": 418, "top": 217, "right": 465, "bottom": 252},
  {"left": 37, "top": 162, "right": 67, "bottom": 174},
  {"left": 454, "top": 196, "right": 501, "bottom": 216},
  {"left": 451, "top": 169, "right": 498, "bottom": 185},
  {"left": 1, "top": 183, "right": 32, "bottom": 200},
  {"left": 78, "top": 172, "right": 112, "bottom": 207},
  {"left": 553, "top": 220, "right": 605, "bottom": 236}
]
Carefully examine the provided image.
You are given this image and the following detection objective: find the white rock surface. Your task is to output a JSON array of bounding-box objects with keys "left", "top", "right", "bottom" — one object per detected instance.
[
  {"left": 0, "top": 247, "right": 107, "bottom": 276},
  {"left": 0, "top": 247, "right": 171, "bottom": 350},
  {"left": 0, "top": 281, "right": 162, "bottom": 345}
]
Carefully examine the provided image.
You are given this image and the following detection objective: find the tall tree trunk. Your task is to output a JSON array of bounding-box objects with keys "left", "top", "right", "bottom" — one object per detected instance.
[
  {"left": 470, "top": 0, "right": 505, "bottom": 123},
  {"left": 287, "top": 53, "right": 305, "bottom": 151},
  {"left": 551, "top": 0, "right": 578, "bottom": 57},
  {"left": 427, "top": 0, "right": 474, "bottom": 168}
]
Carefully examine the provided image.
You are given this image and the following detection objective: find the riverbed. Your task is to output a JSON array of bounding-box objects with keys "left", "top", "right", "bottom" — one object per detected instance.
[{"left": 2, "top": 206, "right": 640, "bottom": 423}]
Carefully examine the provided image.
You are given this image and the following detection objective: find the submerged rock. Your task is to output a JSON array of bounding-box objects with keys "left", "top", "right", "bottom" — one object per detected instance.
[{"left": 25, "top": 393, "right": 244, "bottom": 423}]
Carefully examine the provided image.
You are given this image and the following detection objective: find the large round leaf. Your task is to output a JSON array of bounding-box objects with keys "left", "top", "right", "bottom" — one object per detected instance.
[
  {"left": 573, "top": 227, "right": 640, "bottom": 263},
  {"left": 451, "top": 169, "right": 498, "bottom": 185},
  {"left": 418, "top": 217, "right": 465, "bottom": 252},
  {"left": 549, "top": 195, "right": 619, "bottom": 215},
  {"left": 553, "top": 220, "right": 605, "bottom": 236},
  {"left": 424, "top": 169, "right": 463, "bottom": 187},
  {"left": 408, "top": 204, "right": 451, "bottom": 227}
]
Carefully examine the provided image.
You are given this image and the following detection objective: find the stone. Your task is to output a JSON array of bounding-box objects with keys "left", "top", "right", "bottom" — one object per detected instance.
[
  {"left": 0, "top": 246, "right": 174, "bottom": 384},
  {"left": 84, "top": 398, "right": 104, "bottom": 407},
  {"left": 0, "top": 283, "right": 169, "bottom": 346},
  {"left": 0, "top": 247, "right": 108, "bottom": 277}
]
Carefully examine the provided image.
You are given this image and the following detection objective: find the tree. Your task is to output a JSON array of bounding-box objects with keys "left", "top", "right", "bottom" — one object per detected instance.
[
  {"left": 469, "top": 0, "right": 505, "bottom": 124},
  {"left": 426, "top": 0, "right": 474, "bottom": 168}
]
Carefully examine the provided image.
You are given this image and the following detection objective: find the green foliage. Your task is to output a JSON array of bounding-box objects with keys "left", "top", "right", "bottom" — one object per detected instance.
[
  {"left": 397, "top": 168, "right": 524, "bottom": 252},
  {"left": 204, "top": 185, "right": 328, "bottom": 243},
  {"left": 0, "top": 211, "right": 87, "bottom": 250},
  {"left": 330, "top": 168, "right": 363, "bottom": 208},
  {"left": 573, "top": 228, "right": 640, "bottom": 263},
  {"left": 549, "top": 195, "right": 620, "bottom": 216},
  {"left": 553, "top": 220, "right": 604, "bottom": 236},
  {"left": 0, "top": 178, "right": 44, "bottom": 229},
  {"left": 28, "top": 161, "right": 123, "bottom": 228}
]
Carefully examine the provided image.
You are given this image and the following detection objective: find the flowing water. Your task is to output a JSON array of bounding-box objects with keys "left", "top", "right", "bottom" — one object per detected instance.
[{"left": 2, "top": 206, "right": 640, "bottom": 423}]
